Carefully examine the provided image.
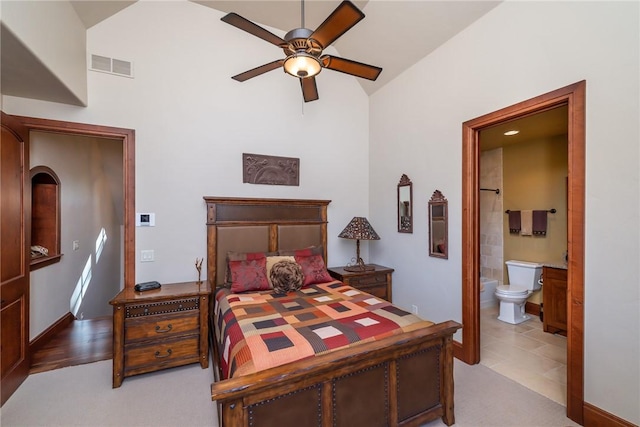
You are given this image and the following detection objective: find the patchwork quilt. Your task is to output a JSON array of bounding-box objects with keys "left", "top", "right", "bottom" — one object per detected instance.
[{"left": 214, "top": 280, "right": 434, "bottom": 379}]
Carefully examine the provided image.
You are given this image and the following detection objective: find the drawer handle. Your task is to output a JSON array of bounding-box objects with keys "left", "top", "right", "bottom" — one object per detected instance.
[
  {"left": 155, "top": 324, "right": 173, "bottom": 333},
  {"left": 154, "top": 349, "right": 172, "bottom": 359}
]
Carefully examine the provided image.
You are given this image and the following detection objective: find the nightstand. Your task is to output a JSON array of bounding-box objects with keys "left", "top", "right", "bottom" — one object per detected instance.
[
  {"left": 328, "top": 264, "right": 394, "bottom": 302},
  {"left": 109, "top": 281, "right": 211, "bottom": 388}
]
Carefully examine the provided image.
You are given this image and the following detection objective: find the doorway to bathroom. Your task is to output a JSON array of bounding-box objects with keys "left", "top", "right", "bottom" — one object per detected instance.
[{"left": 459, "top": 81, "right": 585, "bottom": 424}]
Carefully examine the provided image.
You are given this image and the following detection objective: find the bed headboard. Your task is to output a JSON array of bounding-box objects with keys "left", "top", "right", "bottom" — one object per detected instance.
[{"left": 204, "top": 197, "right": 331, "bottom": 287}]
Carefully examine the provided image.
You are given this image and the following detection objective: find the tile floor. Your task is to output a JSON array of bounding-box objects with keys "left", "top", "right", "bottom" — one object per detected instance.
[{"left": 480, "top": 305, "right": 568, "bottom": 405}]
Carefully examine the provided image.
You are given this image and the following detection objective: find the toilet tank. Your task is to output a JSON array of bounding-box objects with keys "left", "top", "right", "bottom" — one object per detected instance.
[{"left": 505, "top": 260, "right": 543, "bottom": 290}]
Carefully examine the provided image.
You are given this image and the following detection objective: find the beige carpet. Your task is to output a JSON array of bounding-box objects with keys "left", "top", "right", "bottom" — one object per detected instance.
[{"left": 1, "top": 358, "right": 579, "bottom": 427}]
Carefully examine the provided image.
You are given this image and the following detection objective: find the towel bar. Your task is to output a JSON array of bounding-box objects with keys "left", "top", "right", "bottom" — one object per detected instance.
[
  {"left": 480, "top": 188, "right": 500, "bottom": 194},
  {"left": 505, "top": 209, "right": 556, "bottom": 214}
]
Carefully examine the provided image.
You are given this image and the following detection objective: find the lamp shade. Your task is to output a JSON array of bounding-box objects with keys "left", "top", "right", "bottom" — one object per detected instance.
[
  {"left": 338, "top": 217, "right": 380, "bottom": 240},
  {"left": 283, "top": 52, "right": 322, "bottom": 78}
]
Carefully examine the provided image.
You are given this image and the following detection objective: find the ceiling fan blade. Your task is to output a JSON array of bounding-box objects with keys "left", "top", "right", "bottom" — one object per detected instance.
[
  {"left": 322, "top": 55, "right": 382, "bottom": 81},
  {"left": 300, "top": 77, "right": 319, "bottom": 102},
  {"left": 221, "top": 13, "right": 287, "bottom": 48},
  {"left": 232, "top": 60, "right": 284, "bottom": 82},
  {"left": 310, "top": 1, "right": 364, "bottom": 48}
]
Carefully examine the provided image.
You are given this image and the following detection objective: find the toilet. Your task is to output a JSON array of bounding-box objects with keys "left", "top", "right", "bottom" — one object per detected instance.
[{"left": 495, "top": 260, "right": 543, "bottom": 324}]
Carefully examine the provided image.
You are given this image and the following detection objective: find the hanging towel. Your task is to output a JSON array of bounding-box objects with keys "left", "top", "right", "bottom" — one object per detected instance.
[
  {"left": 520, "top": 210, "right": 533, "bottom": 236},
  {"left": 508, "top": 210, "right": 521, "bottom": 234},
  {"left": 532, "top": 210, "right": 548, "bottom": 236}
]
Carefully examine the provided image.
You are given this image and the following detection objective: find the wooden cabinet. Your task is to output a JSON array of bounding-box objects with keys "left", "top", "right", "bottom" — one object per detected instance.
[
  {"left": 543, "top": 267, "right": 567, "bottom": 336},
  {"left": 110, "top": 281, "right": 211, "bottom": 388},
  {"left": 328, "top": 264, "right": 394, "bottom": 302}
]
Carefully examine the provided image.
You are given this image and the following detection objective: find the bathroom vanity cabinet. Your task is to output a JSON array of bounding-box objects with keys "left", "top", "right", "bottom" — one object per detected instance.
[{"left": 542, "top": 266, "right": 567, "bottom": 336}]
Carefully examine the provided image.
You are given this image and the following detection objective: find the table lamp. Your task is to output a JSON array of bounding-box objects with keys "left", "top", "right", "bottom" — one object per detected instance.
[{"left": 338, "top": 216, "right": 380, "bottom": 272}]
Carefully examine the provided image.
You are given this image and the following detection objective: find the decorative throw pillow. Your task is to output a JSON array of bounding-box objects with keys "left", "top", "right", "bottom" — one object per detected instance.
[
  {"left": 266, "top": 255, "right": 295, "bottom": 288},
  {"left": 229, "top": 255, "right": 269, "bottom": 293},
  {"left": 277, "top": 246, "right": 332, "bottom": 286},
  {"left": 225, "top": 250, "right": 275, "bottom": 284},
  {"left": 270, "top": 260, "right": 304, "bottom": 294},
  {"left": 295, "top": 254, "right": 333, "bottom": 286}
]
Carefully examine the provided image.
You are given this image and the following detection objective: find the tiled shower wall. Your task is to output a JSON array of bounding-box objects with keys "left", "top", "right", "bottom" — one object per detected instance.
[{"left": 480, "top": 148, "right": 504, "bottom": 283}]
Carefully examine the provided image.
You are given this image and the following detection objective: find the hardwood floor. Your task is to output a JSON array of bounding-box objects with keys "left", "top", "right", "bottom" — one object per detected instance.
[{"left": 30, "top": 316, "right": 113, "bottom": 374}]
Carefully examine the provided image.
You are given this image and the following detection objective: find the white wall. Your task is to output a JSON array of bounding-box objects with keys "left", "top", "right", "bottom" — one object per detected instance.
[
  {"left": 369, "top": 1, "right": 639, "bottom": 423},
  {"left": 1, "top": 1, "right": 87, "bottom": 105},
  {"left": 3, "top": 1, "right": 371, "bottom": 287},
  {"left": 29, "top": 132, "right": 123, "bottom": 338}
]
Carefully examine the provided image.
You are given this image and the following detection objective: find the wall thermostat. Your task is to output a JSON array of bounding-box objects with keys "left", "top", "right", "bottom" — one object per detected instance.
[{"left": 136, "top": 213, "right": 155, "bottom": 227}]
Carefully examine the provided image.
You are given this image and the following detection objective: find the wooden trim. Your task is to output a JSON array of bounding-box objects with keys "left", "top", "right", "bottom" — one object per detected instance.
[
  {"left": 29, "top": 312, "right": 74, "bottom": 354},
  {"left": 461, "top": 81, "right": 586, "bottom": 424},
  {"left": 566, "top": 81, "right": 586, "bottom": 426},
  {"left": 584, "top": 403, "right": 638, "bottom": 427},
  {"left": 30, "top": 254, "right": 63, "bottom": 271},
  {"left": 12, "top": 116, "right": 136, "bottom": 289},
  {"left": 453, "top": 340, "right": 464, "bottom": 361},
  {"left": 460, "top": 120, "right": 481, "bottom": 365},
  {"left": 525, "top": 301, "right": 541, "bottom": 317}
]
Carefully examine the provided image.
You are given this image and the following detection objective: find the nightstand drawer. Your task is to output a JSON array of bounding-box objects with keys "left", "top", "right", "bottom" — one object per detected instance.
[
  {"left": 125, "top": 313, "right": 199, "bottom": 341},
  {"left": 348, "top": 273, "right": 387, "bottom": 287},
  {"left": 359, "top": 284, "right": 387, "bottom": 300},
  {"left": 125, "top": 297, "right": 199, "bottom": 318},
  {"left": 328, "top": 265, "right": 394, "bottom": 302},
  {"left": 124, "top": 336, "right": 199, "bottom": 370}
]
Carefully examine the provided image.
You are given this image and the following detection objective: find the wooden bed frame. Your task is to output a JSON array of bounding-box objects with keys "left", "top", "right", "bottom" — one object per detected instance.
[{"left": 204, "top": 197, "right": 461, "bottom": 427}]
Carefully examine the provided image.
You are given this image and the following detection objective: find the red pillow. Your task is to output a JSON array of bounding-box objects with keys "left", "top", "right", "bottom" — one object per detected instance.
[
  {"left": 225, "top": 250, "right": 276, "bottom": 284},
  {"left": 295, "top": 254, "right": 333, "bottom": 286},
  {"left": 229, "top": 255, "right": 269, "bottom": 293}
]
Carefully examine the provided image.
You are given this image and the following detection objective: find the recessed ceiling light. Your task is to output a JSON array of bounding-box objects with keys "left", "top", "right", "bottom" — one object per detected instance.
[{"left": 504, "top": 130, "right": 519, "bottom": 136}]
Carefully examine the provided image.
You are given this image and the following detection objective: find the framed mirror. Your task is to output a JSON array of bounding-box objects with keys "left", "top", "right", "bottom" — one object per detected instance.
[
  {"left": 429, "top": 190, "right": 448, "bottom": 259},
  {"left": 397, "top": 174, "right": 413, "bottom": 233}
]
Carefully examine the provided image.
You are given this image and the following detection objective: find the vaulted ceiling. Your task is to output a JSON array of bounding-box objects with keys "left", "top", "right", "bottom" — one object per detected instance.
[{"left": 1, "top": 1, "right": 500, "bottom": 105}]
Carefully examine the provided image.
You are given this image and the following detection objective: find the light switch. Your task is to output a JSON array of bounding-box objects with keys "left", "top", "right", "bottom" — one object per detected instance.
[
  {"left": 141, "top": 250, "right": 154, "bottom": 262},
  {"left": 73, "top": 240, "right": 80, "bottom": 251}
]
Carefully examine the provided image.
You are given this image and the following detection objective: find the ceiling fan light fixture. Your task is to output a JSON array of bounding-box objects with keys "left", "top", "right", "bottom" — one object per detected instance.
[{"left": 283, "top": 52, "right": 322, "bottom": 78}]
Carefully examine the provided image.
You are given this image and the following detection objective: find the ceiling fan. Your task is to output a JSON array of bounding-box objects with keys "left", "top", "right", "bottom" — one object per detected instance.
[{"left": 221, "top": 0, "right": 382, "bottom": 102}]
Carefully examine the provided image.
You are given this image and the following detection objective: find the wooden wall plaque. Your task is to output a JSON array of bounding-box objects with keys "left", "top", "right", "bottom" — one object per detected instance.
[{"left": 242, "top": 153, "right": 300, "bottom": 186}]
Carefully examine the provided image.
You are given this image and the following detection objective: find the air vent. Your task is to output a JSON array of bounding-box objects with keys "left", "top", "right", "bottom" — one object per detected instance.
[{"left": 90, "top": 54, "right": 134, "bottom": 78}]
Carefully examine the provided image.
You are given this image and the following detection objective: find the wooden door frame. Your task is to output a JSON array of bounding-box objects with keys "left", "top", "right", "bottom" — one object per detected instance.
[
  {"left": 459, "top": 81, "right": 585, "bottom": 424},
  {"left": 13, "top": 115, "right": 136, "bottom": 289}
]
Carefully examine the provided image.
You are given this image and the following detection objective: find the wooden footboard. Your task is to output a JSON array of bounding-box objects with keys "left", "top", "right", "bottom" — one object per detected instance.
[{"left": 211, "top": 320, "right": 461, "bottom": 427}]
